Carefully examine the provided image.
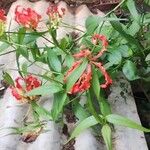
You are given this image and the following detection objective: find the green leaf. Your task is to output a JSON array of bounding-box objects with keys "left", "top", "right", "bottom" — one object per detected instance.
[
  {"left": 3, "top": 72, "right": 15, "bottom": 86},
  {"left": 110, "top": 18, "right": 142, "bottom": 50},
  {"left": 68, "top": 115, "right": 98, "bottom": 142},
  {"left": 31, "top": 101, "right": 52, "bottom": 120},
  {"left": 85, "top": 16, "right": 128, "bottom": 35},
  {"left": 122, "top": 60, "right": 140, "bottom": 81},
  {"left": 73, "top": 103, "right": 89, "bottom": 122},
  {"left": 18, "top": 27, "right": 26, "bottom": 44},
  {"left": 88, "top": 91, "right": 103, "bottom": 124},
  {"left": 47, "top": 48, "right": 61, "bottom": 72},
  {"left": 128, "top": 21, "right": 140, "bottom": 36},
  {"left": 85, "top": 16, "right": 100, "bottom": 34},
  {"left": 106, "top": 114, "right": 150, "bottom": 132},
  {"left": 97, "top": 25, "right": 113, "bottom": 38},
  {"left": 11, "top": 122, "right": 42, "bottom": 134},
  {"left": 66, "top": 59, "right": 88, "bottom": 92},
  {"left": 100, "top": 99, "right": 111, "bottom": 116},
  {"left": 118, "top": 45, "right": 133, "bottom": 58},
  {"left": 65, "top": 55, "right": 74, "bottom": 68},
  {"left": 30, "top": 43, "right": 41, "bottom": 60},
  {"left": 126, "top": 0, "right": 139, "bottom": 22},
  {"left": 51, "top": 92, "right": 67, "bottom": 120},
  {"left": 145, "top": 53, "right": 150, "bottom": 61},
  {"left": 82, "top": 37, "right": 94, "bottom": 49},
  {"left": 59, "top": 37, "right": 69, "bottom": 50},
  {"left": 21, "top": 62, "right": 28, "bottom": 76},
  {"left": 101, "top": 124, "right": 112, "bottom": 150},
  {"left": 92, "top": 67, "right": 100, "bottom": 99},
  {"left": 17, "top": 47, "right": 29, "bottom": 59},
  {"left": 23, "top": 33, "right": 41, "bottom": 44},
  {"left": 144, "top": 0, "right": 150, "bottom": 5},
  {"left": 26, "top": 83, "right": 63, "bottom": 96},
  {"left": 0, "top": 42, "right": 10, "bottom": 53},
  {"left": 108, "top": 50, "right": 122, "bottom": 65}
]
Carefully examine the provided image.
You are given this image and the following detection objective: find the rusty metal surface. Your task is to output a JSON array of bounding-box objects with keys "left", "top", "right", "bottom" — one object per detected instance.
[{"left": 0, "top": 0, "right": 121, "bottom": 14}]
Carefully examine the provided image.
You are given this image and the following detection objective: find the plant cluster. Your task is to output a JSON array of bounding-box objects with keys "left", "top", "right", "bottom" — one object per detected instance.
[{"left": 0, "top": 0, "right": 150, "bottom": 149}]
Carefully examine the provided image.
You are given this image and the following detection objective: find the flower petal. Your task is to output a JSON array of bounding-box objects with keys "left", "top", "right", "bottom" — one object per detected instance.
[
  {"left": 64, "top": 60, "right": 82, "bottom": 82},
  {"left": 73, "top": 49, "right": 91, "bottom": 59},
  {"left": 15, "top": 6, "right": 41, "bottom": 29},
  {"left": 92, "top": 34, "right": 108, "bottom": 60},
  {"left": 92, "top": 62, "right": 112, "bottom": 88},
  {"left": 69, "top": 64, "right": 92, "bottom": 94}
]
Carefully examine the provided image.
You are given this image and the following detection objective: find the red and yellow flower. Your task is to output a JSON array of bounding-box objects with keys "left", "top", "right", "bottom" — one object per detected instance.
[
  {"left": 64, "top": 34, "right": 112, "bottom": 94},
  {"left": 10, "top": 75, "right": 41, "bottom": 102},
  {"left": 15, "top": 6, "right": 41, "bottom": 29}
]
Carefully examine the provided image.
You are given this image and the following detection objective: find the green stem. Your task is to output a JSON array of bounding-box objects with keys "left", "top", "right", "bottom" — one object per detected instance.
[
  {"left": 49, "top": 29, "right": 69, "bottom": 55},
  {"left": 61, "top": 22, "right": 85, "bottom": 33},
  {"left": 104, "top": 0, "right": 127, "bottom": 17},
  {"left": 0, "top": 50, "right": 16, "bottom": 56},
  {"left": 9, "top": 68, "right": 63, "bottom": 85},
  {"left": 87, "top": 91, "right": 104, "bottom": 125},
  {"left": 16, "top": 53, "right": 23, "bottom": 77},
  {"left": 66, "top": 92, "right": 84, "bottom": 105}
]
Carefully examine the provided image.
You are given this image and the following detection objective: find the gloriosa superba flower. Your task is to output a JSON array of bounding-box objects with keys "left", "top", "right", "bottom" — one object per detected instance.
[{"left": 64, "top": 34, "right": 112, "bottom": 94}]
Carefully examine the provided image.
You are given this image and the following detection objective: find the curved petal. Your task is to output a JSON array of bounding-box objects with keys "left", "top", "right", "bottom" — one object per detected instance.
[
  {"left": 92, "top": 34, "right": 108, "bottom": 60},
  {"left": 64, "top": 60, "right": 82, "bottom": 82},
  {"left": 92, "top": 61, "right": 112, "bottom": 88}
]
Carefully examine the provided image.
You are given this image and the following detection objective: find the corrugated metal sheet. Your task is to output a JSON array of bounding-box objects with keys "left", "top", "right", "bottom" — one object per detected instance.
[{"left": 0, "top": 0, "right": 148, "bottom": 150}]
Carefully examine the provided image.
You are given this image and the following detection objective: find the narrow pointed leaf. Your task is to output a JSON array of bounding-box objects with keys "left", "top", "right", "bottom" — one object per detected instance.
[
  {"left": 18, "top": 27, "right": 26, "bottom": 44},
  {"left": 51, "top": 92, "right": 67, "bottom": 120},
  {"left": 31, "top": 101, "right": 52, "bottom": 120},
  {"left": 3, "top": 72, "right": 15, "bottom": 86},
  {"left": 68, "top": 115, "right": 99, "bottom": 142},
  {"left": 101, "top": 124, "right": 112, "bottom": 150},
  {"left": 0, "top": 42, "right": 10, "bottom": 53},
  {"left": 26, "top": 83, "right": 63, "bottom": 96},
  {"left": 110, "top": 18, "right": 142, "bottom": 49},
  {"left": 126, "top": 0, "right": 139, "bottom": 22},
  {"left": 100, "top": 99, "right": 111, "bottom": 116},
  {"left": 47, "top": 48, "right": 61, "bottom": 72},
  {"left": 92, "top": 68, "right": 100, "bottom": 99},
  {"left": 106, "top": 114, "right": 150, "bottom": 132},
  {"left": 66, "top": 59, "right": 88, "bottom": 92}
]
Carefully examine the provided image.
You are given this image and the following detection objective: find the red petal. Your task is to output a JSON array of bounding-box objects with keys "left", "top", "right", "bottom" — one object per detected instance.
[
  {"left": 92, "top": 62, "right": 112, "bottom": 88},
  {"left": 69, "top": 64, "right": 92, "bottom": 94},
  {"left": 15, "top": 6, "right": 41, "bottom": 29},
  {"left": 15, "top": 77, "right": 24, "bottom": 89},
  {"left": 25, "top": 75, "right": 41, "bottom": 91},
  {"left": 0, "top": 9, "right": 6, "bottom": 21},
  {"left": 64, "top": 60, "right": 82, "bottom": 82},
  {"left": 91, "top": 34, "right": 108, "bottom": 60},
  {"left": 73, "top": 49, "right": 91, "bottom": 59},
  {"left": 11, "top": 87, "right": 22, "bottom": 100}
]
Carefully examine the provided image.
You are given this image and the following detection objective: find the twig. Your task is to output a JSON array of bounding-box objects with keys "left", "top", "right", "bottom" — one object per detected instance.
[
  {"left": 0, "top": 50, "right": 16, "bottom": 56},
  {"left": 104, "top": 0, "right": 127, "bottom": 17}
]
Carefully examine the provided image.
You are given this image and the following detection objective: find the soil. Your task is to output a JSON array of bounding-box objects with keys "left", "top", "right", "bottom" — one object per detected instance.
[
  {"left": 63, "top": 139, "right": 75, "bottom": 150},
  {"left": 0, "top": 0, "right": 17, "bottom": 13},
  {"left": 62, "top": 106, "right": 76, "bottom": 150}
]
